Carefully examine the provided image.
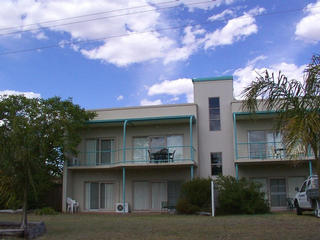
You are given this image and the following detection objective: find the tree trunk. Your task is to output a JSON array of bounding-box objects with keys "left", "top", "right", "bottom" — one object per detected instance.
[{"left": 20, "top": 181, "right": 28, "bottom": 237}]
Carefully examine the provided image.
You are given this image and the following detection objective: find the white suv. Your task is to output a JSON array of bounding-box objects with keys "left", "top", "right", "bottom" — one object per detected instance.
[{"left": 294, "top": 175, "right": 320, "bottom": 217}]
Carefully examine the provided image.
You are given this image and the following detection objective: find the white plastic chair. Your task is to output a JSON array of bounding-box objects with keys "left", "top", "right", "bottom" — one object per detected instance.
[{"left": 67, "top": 197, "right": 79, "bottom": 213}]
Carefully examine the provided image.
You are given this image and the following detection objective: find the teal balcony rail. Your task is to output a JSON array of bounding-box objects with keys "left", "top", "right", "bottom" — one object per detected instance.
[
  {"left": 68, "top": 145, "right": 196, "bottom": 167},
  {"left": 237, "top": 142, "right": 314, "bottom": 160}
]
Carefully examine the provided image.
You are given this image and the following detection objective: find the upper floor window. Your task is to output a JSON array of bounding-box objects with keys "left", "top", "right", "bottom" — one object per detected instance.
[
  {"left": 211, "top": 152, "right": 222, "bottom": 175},
  {"left": 248, "top": 130, "right": 282, "bottom": 159},
  {"left": 85, "top": 139, "right": 114, "bottom": 165},
  {"left": 133, "top": 135, "right": 183, "bottom": 161},
  {"left": 209, "top": 97, "right": 221, "bottom": 131}
]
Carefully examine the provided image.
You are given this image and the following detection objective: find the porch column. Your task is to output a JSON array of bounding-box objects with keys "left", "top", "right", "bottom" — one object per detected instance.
[
  {"left": 122, "top": 120, "right": 128, "bottom": 213},
  {"left": 235, "top": 163, "right": 239, "bottom": 180},
  {"left": 122, "top": 167, "right": 126, "bottom": 213},
  {"left": 233, "top": 113, "right": 238, "bottom": 160},
  {"left": 309, "top": 160, "right": 313, "bottom": 176},
  {"left": 189, "top": 116, "right": 194, "bottom": 180}
]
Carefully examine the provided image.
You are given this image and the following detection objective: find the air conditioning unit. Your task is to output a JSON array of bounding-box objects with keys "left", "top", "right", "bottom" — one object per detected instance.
[{"left": 116, "top": 203, "right": 129, "bottom": 213}]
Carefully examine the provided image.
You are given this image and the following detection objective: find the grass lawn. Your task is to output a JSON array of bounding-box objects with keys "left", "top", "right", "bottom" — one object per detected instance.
[{"left": 0, "top": 211, "right": 319, "bottom": 240}]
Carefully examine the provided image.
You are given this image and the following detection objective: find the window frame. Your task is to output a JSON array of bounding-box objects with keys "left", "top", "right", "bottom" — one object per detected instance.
[
  {"left": 210, "top": 152, "right": 222, "bottom": 176},
  {"left": 85, "top": 138, "right": 115, "bottom": 165},
  {"left": 208, "top": 97, "right": 221, "bottom": 131}
]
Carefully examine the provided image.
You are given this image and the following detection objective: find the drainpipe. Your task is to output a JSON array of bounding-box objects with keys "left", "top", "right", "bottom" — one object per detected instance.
[
  {"left": 189, "top": 116, "right": 194, "bottom": 180},
  {"left": 235, "top": 163, "right": 239, "bottom": 180},
  {"left": 309, "top": 160, "right": 313, "bottom": 176},
  {"left": 122, "top": 120, "right": 128, "bottom": 213}
]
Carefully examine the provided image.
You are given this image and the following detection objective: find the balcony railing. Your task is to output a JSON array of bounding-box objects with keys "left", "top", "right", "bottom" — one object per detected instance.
[
  {"left": 68, "top": 146, "right": 196, "bottom": 167},
  {"left": 236, "top": 142, "right": 314, "bottom": 160}
]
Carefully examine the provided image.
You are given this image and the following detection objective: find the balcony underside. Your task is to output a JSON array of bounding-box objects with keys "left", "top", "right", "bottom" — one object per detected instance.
[
  {"left": 235, "top": 157, "right": 314, "bottom": 165},
  {"left": 68, "top": 160, "right": 196, "bottom": 170}
]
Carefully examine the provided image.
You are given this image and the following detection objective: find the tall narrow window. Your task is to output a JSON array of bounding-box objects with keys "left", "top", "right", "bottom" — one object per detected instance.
[
  {"left": 211, "top": 152, "right": 222, "bottom": 175},
  {"left": 209, "top": 97, "right": 221, "bottom": 131}
]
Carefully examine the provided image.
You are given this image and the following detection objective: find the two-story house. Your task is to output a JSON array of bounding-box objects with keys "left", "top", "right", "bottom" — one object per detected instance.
[{"left": 62, "top": 76, "right": 314, "bottom": 212}]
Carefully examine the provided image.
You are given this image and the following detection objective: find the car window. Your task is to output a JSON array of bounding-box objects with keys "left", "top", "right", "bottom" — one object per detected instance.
[{"left": 300, "top": 181, "right": 307, "bottom": 192}]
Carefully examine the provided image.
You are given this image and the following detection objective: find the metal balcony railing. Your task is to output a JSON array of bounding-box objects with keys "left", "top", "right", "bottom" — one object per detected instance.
[
  {"left": 68, "top": 145, "right": 196, "bottom": 167},
  {"left": 236, "top": 142, "right": 314, "bottom": 160}
]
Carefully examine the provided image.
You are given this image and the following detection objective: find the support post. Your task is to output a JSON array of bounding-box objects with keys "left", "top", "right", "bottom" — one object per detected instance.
[
  {"left": 189, "top": 116, "right": 193, "bottom": 162},
  {"left": 122, "top": 167, "right": 126, "bottom": 213},
  {"left": 123, "top": 120, "right": 128, "bottom": 163},
  {"left": 190, "top": 166, "right": 194, "bottom": 180},
  {"left": 211, "top": 180, "right": 215, "bottom": 217},
  {"left": 122, "top": 120, "right": 128, "bottom": 213},
  {"left": 233, "top": 113, "right": 238, "bottom": 160},
  {"left": 235, "top": 163, "right": 239, "bottom": 180},
  {"left": 309, "top": 160, "right": 313, "bottom": 176}
]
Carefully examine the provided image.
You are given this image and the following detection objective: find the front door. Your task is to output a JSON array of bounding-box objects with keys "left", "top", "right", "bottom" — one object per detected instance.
[{"left": 270, "top": 178, "right": 287, "bottom": 207}]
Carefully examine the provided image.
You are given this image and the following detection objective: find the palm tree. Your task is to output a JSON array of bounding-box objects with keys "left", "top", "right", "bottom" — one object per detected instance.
[{"left": 241, "top": 54, "right": 320, "bottom": 190}]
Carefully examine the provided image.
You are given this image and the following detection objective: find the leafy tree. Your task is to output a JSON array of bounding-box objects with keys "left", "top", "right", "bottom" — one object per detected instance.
[
  {"left": 0, "top": 95, "right": 95, "bottom": 232},
  {"left": 242, "top": 54, "right": 320, "bottom": 191}
]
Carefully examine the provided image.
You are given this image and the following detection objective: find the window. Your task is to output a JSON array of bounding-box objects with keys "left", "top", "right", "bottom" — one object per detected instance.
[
  {"left": 133, "top": 135, "right": 183, "bottom": 161},
  {"left": 248, "top": 130, "right": 283, "bottom": 159},
  {"left": 85, "top": 182, "right": 114, "bottom": 210},
  {"left": 209, "top": 97, "right": 221, "bottom": 131},
  {"left": 85, "top": 139, "right": 114, "bottom": 165},
  {"left": 211, "top": 152, "right": 222, "bottom": 175}
]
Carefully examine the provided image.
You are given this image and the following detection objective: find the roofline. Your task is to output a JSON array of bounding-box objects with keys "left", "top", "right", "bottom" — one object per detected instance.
[
  {"left": 87, "top": 103, "right": 197, "bottom": 112},
  {"left": 87, "top": 115, "right": 196, "bottom": 124},
  {"left": 192, "top": 76, "right": 233, "bottom": 82},
  {"left": 233, "top": 110, "right": 278, "bottom": 116}
]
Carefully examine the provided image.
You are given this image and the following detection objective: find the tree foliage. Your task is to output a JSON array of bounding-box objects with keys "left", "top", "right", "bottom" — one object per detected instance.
[
  {"left": 0, "top": 95, "right": 95, "bottom": 229},
  {"left": 241, "top": 54, "right": 320, "bottom": 192},
  {"left": 215, "top": 176, "right": 269, "bottom": 214}
]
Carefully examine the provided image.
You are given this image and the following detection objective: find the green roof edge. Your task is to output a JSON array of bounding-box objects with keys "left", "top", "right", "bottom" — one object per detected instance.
[
  {"left": 87, "top": 115, "right": 196, "bottom": 124},
  {"left": 192, "top": 76, "right": 233, "bottom": 82}
]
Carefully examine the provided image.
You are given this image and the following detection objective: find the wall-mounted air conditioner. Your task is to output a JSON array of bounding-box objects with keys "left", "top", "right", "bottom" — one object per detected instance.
[{"left": 116, "top": 203, "right": 129, "bottom": 213}]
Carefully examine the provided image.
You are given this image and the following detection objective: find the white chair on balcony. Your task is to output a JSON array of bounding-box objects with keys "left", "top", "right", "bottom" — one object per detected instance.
[{"left": 67, "top": 197, "right": 79, "bottom": 213}]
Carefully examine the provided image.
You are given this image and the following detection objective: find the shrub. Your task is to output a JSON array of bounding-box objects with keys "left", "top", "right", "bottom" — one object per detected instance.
[
  {"left": 176, "top": 178, "right": 211, "bottom": 214},
  {"left": 34, "top": 207, "right": 58, "bottom": 215},
  {"left": 215, "top": 176, "right": 269, "bottom": 215}
]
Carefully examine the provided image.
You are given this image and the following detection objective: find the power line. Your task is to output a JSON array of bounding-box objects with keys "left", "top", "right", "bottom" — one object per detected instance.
[
  {"left": 0, "top": 1, "right": 214, "bottom": 37},
  {"left": 0, "top": 0, "right": 181, "bottom": 32},
  {"left": 0, "top": 5, "right": 318, "bottom": 56}
]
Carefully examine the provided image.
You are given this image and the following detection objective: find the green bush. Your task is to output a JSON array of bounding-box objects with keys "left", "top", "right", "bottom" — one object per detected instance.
[
  {"left": 215, "top": 176, "right": 269, "bottom": 215},
  {"left": 176, "top": 178, "right": 211, "bottom": 214},
  {"left": 34, "top": 207, "right": 58, "bottom": 215}
]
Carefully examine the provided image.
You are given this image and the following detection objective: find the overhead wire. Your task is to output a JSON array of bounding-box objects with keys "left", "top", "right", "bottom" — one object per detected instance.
[
  {"left": 0, "top": 0, "right": 214, "bottom": 36},
  {"left": 0, "top": 4, "right": 319, "bottom": 56}
]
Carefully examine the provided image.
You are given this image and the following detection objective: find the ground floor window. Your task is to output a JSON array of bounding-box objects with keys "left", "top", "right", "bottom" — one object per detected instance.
[
  {"left": 211, "top": 152, "right": 222, "bottom": 176},
  {"left": 85, "top": 182, "right": 114, "bottom": 210},
  {"left": 133, "top": 181, "right": 181, "bottom": 211},
  {"left": 251, "top": 178, "right": 268, "bottom": 200}
]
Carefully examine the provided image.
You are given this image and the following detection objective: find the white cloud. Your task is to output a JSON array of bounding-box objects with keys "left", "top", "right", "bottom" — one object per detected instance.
[
  {"left": 116, "top": 95, "right": 124, "bottom": 101},
  {"left": 208, "top": 9, "right": 234, "bottom": 21},
  {"left": 0, "top": 1, "right": 260, "bottom": 66},
  {"left": 147, "top": 78, "right": 193, "bottom": 103},
  {"left": 0, "top": 90, "right": 41, "bottom": 99},
  {"left": 81, "top": 32, "right": 174, "bottom": 67},
  {"left": 295, "top": 1, "right": 320, "bottom": 43},
  {"left": 204, "top": 8, "right": 264, "bottom": 49},
  {"left": 140, "top": 98, "right": 162, "bottom": 106},
  {"left": 233, "top": 56, "right": 306, "bottom": 99}
]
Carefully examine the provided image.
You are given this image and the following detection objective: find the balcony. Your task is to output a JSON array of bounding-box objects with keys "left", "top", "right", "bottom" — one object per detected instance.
[
  {"left": 68, "top": 145, "right": 196, "bottom": 168},
  {"left": 235, "top": 141, "right": 314, "bottom": 163}
]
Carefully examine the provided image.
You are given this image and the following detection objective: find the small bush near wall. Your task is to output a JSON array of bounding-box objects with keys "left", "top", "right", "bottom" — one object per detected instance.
[
  {"left": 176, "top": 178, "right": 212, "bottom": 214},
  {"left": 215, "top": 176, "right": 269, "bottom": 215},
  {"left": 34, "top": 207, "right": 58, "bottom": 215}
]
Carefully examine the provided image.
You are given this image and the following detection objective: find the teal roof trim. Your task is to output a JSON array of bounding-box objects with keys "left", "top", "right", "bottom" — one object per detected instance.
[
  {"left": 87, "top": 115, "right": 196, "bottom": 124},
  {"left": 192, "top": 76, "right": 233, "bottom": 82},
  {"left": 233, "top": 110, "right": 278, "bottom": 116}
]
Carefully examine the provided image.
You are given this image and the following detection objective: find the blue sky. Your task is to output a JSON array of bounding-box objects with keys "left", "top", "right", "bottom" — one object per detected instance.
[{"left": 0, "top": 0, "right": 319, "bottom": 109}]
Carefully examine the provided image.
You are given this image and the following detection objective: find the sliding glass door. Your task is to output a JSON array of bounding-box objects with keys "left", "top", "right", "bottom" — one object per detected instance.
[{"left": 85, "top": 182, "right": 114, "bottom": 210}]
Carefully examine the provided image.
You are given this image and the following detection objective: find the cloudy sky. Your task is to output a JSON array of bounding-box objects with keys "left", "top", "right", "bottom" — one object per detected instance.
[{"left": 0, "top": 0, "right": 319, "bottom": 109}]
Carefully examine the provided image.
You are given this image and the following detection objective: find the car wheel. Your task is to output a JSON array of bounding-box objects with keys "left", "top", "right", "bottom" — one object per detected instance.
[{"left": 295, "top": 201, "right": 302, "bottom": 215}]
